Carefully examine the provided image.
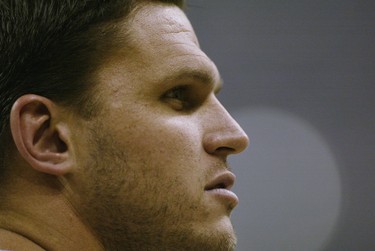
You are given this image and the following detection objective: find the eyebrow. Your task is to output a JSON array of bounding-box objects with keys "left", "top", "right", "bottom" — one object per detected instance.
[{"left": 164, "top": 69, "right": 224, "bottom": 93}]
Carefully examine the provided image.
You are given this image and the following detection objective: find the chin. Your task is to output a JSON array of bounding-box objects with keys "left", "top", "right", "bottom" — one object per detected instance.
[
  {"left": 182, "top": 216, "right": 237, "bottom": 251},
  {"left": 193, "top": 230, "right": 237, "bottom": 251}
]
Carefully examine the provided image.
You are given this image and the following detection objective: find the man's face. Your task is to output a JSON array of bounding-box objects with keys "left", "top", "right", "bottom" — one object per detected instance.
[{"left": 67, "top": 3, "right": 248, "bottom": 251}]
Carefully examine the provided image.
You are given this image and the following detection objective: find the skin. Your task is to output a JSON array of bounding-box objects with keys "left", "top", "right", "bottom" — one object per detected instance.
[{"left": 0, "top": 2, "right": 248, "bottom": 251}]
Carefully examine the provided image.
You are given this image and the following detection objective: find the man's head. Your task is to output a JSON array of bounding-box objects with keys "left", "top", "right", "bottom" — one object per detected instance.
[{"left": 0, "top": 1, "right": 249, "bottom": 250}]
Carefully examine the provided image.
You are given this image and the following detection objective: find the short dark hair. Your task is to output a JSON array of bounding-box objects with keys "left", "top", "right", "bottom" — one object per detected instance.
[{"left": 0, "top": 0, "right": 184, "bottom": 174}]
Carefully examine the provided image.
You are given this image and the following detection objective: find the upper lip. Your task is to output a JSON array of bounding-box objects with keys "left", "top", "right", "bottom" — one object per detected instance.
[{"left": 204, "top": 172, "right": 236, "bottom": 191}]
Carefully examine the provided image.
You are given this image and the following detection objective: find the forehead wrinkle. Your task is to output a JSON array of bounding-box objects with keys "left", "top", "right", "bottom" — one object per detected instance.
[
  {"left": 129, "top": 3, "right": 198, "bottom": 46},
  {"left": 142, "top": 24, "right": 199, "bottom": 50}
]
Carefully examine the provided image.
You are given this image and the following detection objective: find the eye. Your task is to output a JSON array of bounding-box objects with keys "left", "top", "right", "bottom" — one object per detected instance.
[{"left": 162, "top": 85, "right": 192, "bottom": 111}]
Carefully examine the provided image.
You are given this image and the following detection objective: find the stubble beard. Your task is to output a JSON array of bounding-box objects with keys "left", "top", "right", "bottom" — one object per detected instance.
[{"left": 74, "top": 127, "right": 237, "bottom": 251}]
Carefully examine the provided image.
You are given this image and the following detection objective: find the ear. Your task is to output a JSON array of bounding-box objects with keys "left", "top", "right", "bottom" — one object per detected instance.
[{"left": 10, "top": 94, "right": 72, "bottom": 176}]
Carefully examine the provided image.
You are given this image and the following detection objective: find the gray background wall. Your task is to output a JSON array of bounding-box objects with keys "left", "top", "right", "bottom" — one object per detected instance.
[{"left": 186, "top": 1, "right": 375, "bottom": 250}]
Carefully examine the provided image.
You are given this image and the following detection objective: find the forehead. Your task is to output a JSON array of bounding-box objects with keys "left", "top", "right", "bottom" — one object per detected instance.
[
  {"left": 130, "top": 3, "right": 199, "bottom": 46},
  {"left": 103, "top": 2, "right": 221, "bottom": 88}
]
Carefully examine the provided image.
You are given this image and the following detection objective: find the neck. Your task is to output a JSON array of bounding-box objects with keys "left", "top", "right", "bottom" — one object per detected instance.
[{"left": 0, "top": 168, "right": 104, "bottom": 251}]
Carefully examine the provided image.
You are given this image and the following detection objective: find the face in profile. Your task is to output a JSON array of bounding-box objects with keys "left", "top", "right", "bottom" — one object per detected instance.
[{"left": 65, "top": 2, "right": 249, "bottom": 251}]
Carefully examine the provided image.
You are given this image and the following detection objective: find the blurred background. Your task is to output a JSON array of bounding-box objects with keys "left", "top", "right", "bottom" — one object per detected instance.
[{"left": 186, "top": 1, "right": 375, "bottom": 250}]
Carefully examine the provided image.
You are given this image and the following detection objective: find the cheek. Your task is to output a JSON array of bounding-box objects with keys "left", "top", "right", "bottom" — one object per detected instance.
[
  {"left": 76, "top": 115, "right": 212, "bottom": 230},
  {"left": 121, "top": 118, "right": 205, "bottom": 190},
  {"left": 125, "top": 118, "right": 201, "bottom": 162}
]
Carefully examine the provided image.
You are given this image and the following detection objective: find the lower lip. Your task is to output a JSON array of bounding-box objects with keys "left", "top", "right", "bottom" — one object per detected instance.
[{"left": 206, "top": 189, "right": 239, "bottom": 208}]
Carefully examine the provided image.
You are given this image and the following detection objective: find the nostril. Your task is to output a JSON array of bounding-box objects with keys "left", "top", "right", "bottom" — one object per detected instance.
[{"left": 215, "top": 146, "right": 236, "bottom": 155}]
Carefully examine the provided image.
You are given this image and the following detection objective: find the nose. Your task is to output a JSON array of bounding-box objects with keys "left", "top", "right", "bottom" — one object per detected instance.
[{"left": 202, "top": 98, "right": 249, "bottom": 157}]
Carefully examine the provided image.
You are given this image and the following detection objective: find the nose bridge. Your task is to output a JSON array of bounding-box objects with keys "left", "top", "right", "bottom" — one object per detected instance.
[
  {"left": 213, "top": 100, "right": 243, "bottom": 134},
  {"left": 202, "top": 96, "right": 249, "bottom": 155}
]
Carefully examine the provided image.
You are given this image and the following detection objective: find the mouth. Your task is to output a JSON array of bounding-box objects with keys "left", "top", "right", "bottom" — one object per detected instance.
[
  {"left": 205, "top": 172, "right": 239, "bottom": 209},
  {"left": 204, "top": 172, "right": 235, "bottom": 190}
]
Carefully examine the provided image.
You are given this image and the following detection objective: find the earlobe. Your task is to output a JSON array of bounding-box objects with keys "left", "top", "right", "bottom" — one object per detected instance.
[{"left": 10, "top": 94, "right": 72, "bottom": 176}]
